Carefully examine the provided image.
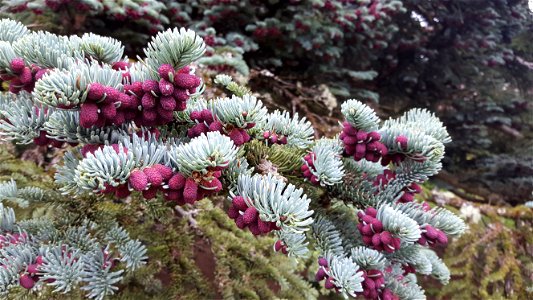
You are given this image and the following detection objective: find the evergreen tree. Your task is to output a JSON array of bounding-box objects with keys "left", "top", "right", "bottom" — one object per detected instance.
[
  {"left": 2, "top": 1, "right": 531, "bottom": 204},
  {"left": 0, "top": 19, "right": 467, "bottom": 299}
]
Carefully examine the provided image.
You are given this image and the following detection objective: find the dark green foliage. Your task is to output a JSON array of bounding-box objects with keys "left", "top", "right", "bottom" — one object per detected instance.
[
  {"left": 377, "top": 0, "right": 533, "bottom": 203},
  {"left": 0, "top": 0, "right": 167, "bottom": 55}
]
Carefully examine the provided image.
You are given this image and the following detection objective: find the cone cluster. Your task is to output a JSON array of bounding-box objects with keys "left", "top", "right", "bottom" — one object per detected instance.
[
  {"left": 339, "top": 121, "right": 387, "bottom": 162},
  {"left": 402, "top": 264, "right": 416, "bottom": 275},
  {"left": 33, "top": 130, "right": 73, "bottom": 148},
  {"left": 162, "top": 167, "right": 224, "bottom": 205},
  {"left": 262, "top": 130, "right": 288, "bottom": 145},
  {"left": 372, "top": 169, "right": 396, "bottom": 189},
  {"left": 111, "top": 61, "right": 132, "bottom": 82},
  {"left": 273, "top": 240, "right": 288, "bottom": 254},
  {"left": 398, "top": 182, "right": 421, "bottom": 203},
  {"left": 18, "top": 255, "right": 45, "bottom": 290},
  {"left": 80, "top": 63, "right": 200, "bottom": 128},
  {"left": 0, "top": 232, "right": 27, "bottom": 247},
  {"left": 80, "top": 143, "right": 127, "bottom": 158},
  {"left": 1, "top": 57, "right": 47, "bottom": 94},
  {"left": 418, "top": 224, "right": 448, "bottom": 247},
  {"left": 19, "top": 245, "right": 80, "bottom": 289},
  {"left": 301, "top": 152, "right": 320, "bottom": 185},
  {"left": 357, "top": 269, "right": 385, "bottom": 299},
  {"left": 102, "top": 249, "right": 118, "bottom": 270},
  {"left": 372, "top": 170, "right": 422, "bottom": 203},
  {"left": 80, "top": 82, "right": 131, "bottom": 128},
  {"left": 315, "top": 257, "right": 339, "bottom": 292},
  {"left": 128, "top": 164, "right": 173, "bottom": 197},
  {"left": 187, "top": 109, "right": 219, "bottom": 138},
  {"left": 135, "top": 127, "right": 161, "bottom": 140},
  {"left": 357, "top": 207, "right": 401, "bottom": 253},
  {"left": 187, "top": 108, "right": 254, "bottom": 146},
  {"left": 126, "top": 164, "right": 225, "bottom": 204},
  {"left": 43, "top": 0, "right": 92, "bottom": 11},
  {"left": 379, "top": 288, "right": 400, "bottom": 300},
  {"left": 381, "top": 135, "right": 408, "bottom": 166},
  {"left": 227, "top": 196, "right": 280, "bottom": 235}
]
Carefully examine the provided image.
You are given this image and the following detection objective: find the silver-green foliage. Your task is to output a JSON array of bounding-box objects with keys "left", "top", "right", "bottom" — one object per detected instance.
[
  {"left": 305, "top": 138, "right": 345, "bottom": 186},
  {"left": 208, "top": 94, "right": 267, "bottom": 128},
  {"left": 0, "top": 92, "right": 51, "bottom": 143},
  {"left": 0, "top": 19, "right": 29, "bottom": 43},
  {"left": 76, "top": 33, "right": 125, "bottom": 64},
  {"left": 169, "top": 131, "right": 238, "bottom": 177},
  {"left": 341, "top": 99, "right": 380, "bottom": 132},
  {"left": 234, "top": 173, "right": 314, "bottom": 232},
  {"left": 0, "top": 204, "right": 146, "bottom": 299},
  {"left": 144, "top": 27, "right": 206, "bottom": 76},
  {"left": 257, "top": 110, "right": 314, "bottom": 149},
  {"left": 74, "top": 144, "right": 135, "bottom": 192}
]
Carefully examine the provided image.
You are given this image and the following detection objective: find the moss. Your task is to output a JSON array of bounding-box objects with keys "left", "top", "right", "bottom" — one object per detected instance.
[
  {"left": 424, "top": 214, "right": 532, "bottom": 300},
  {"left": 502, "top": 217, "right": 516, "bottom": 229},
  {"left": 0, "top": 146, "right": 53, "bottom": 187},
  {"left": 193, "top": 199, "right": 317, "bottom": 299}
]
